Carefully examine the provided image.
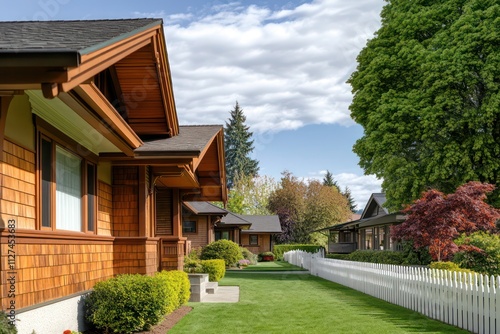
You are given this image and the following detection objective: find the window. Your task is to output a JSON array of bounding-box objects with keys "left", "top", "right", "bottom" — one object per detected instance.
[
  {"left": 215, "top": 231, "right": 230, "bottom": 241},
  {"left": 39, "top": 131, "right": 97, "bottom": 233},
  {"left": 183, "top": 220, "right": 197, "bottom": 233},
  {"left": 249, "top": 235, "right": 258, "bottom": 245}
]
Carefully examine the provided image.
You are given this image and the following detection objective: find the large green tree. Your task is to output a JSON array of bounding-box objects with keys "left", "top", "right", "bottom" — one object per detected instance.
[
  {"left": 349, "top": 0, "right": 500, "bottom": 210},
  {"left": 268, "top": 171, "right": 351, "bottom": 245},
  {"left": 224, "top": 101, "right": 259, "bottom": 188}
]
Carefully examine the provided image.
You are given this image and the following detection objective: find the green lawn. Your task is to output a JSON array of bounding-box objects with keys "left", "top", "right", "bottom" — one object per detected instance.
[
  {"left": 238, "top": 260, "right": 308, "bottom": 271},
  {"left": 169, "top": 272, "right": 468, "bottom": 334}
]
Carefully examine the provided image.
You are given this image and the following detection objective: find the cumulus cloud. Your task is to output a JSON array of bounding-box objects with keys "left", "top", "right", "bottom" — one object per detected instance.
[{"left": 162, "top": 0, "right": 384, "bottom": 132}]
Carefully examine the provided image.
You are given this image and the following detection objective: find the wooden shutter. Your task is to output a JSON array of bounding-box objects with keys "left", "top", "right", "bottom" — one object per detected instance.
[{"left": 156, "top": 189, "right": 173, "bottom": 235}]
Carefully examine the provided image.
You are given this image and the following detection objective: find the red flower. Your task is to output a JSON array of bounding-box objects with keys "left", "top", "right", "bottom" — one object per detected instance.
[{"left": 63, "top": 330, "right": 72, "bottom": 334}]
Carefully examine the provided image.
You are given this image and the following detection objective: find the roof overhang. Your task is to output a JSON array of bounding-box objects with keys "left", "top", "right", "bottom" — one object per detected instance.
[{"left": 103, "top": 127, "right": 227, "bottom": 203}]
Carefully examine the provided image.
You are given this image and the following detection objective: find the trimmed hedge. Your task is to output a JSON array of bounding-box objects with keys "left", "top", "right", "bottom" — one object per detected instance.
[
  {"left": 429, "top": 261, "right": 476, "bottom": 277},
  {"left": 85, "top": 271, "right": 190, "bottom": 333},
  {"left": 155, "top": 270, "right": 190, "bottom": 313},
  {"left": 200, "top": 259, "right": 226, "bottom": 282},
  {"left": 326, "top": 253, "right": 350, "bottom": 260},
  {"left": 274, "top": 244, "right": 323, "bottom": 261},
  {"left": 201, "top": 240, "right": 243, "bottom": 266},
  {"left": 347, "top": 250, "right": 405, "bottom": 265}
]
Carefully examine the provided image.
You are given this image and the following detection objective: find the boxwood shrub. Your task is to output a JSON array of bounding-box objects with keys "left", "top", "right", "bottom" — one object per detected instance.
[
  {"left": 85, "top": 271, "right": 190, "bottom": 333},
  {"left": 201, "top": 240, "right": 243, "bottom": 266},
  {"left": 274, "top": 244, "right": 323, "bottom": 261},
  {"left": 200, "top": 259, "right": 226, "bottom": 282},
  {"left": 326, "top": 253, "right": 350, "bottom": 260}
]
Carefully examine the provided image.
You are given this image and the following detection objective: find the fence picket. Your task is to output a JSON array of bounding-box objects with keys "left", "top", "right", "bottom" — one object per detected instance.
[{"left": 284, "top": 250, "right": 499, "bottom": 334}]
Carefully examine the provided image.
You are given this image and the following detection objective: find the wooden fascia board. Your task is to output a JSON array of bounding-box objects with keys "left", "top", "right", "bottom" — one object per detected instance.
[
  {"left": 104, "top": 156, "right": 194, "bottom": 166},
  {"left": 216, "top": 130, "right": 228, "bottom": 202},
  {"left": 153, "top": 31, "right": 179, "bottom": 136},
  {"left": 56, "top": 91, "right": 136, "bottom": 156},
  {"left": 72, "top": 83, "right": 143, "bottom": 148},
  {"left": 58, "top": 25, "right": 161, "bottom": 96},
  {"left": 192, "top": 131, "right": 219, "bottom": 171}
]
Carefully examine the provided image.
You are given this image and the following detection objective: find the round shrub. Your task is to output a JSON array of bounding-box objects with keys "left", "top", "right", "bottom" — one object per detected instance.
[
  {"left": 200, "top": 259, "right": 226, "bottom": 281},
  {"left": 201, "top": 240, "right": 243, "bottom": 267},
  {"left": 85, "top": 274, "right": 167, "bottom": 333},
  {"left": 453, "top": 231, "right": 500, "bottom": 276}
]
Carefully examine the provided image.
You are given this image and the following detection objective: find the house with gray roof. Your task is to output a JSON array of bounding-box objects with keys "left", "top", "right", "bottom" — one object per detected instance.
[
  {"left": 183, "top": 202, "right": 282, "bottom": 254},
  {"left": 0, "top": 18, "right": 227, "bottom": 333},
  {"left": 319, "top": 193, "right": 406, "bottom": 254}
]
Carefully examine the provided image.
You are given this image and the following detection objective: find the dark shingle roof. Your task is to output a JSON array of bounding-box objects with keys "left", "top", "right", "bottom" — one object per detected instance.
[
  {"left": 0, "top": 19, "right": 161, "bottom": 54},
  {"left": 183, "top": 201, "right": 227, "bottom": 215},
  {"left": 239, "top": 215, "right": 282, "bottom": 233},
  {"left": 220, "top": 212, "right": 252, "bottom": 227},
  {"left": 135, "top": 125, "right": 222, "bottom": 156}
]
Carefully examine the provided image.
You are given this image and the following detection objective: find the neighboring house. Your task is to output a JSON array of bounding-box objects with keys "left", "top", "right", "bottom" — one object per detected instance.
[
  {"left": 324, "top": 193, "right": 405, "bottom": 254},
  {"left": 240, "top": 215, "right": 282, "bottom": 254},
  {"left": 0, "top": 19, "right": 226, "bottom": 332},
  {"left": 183, "top": 202, "right": 282, "bottom": 254}
]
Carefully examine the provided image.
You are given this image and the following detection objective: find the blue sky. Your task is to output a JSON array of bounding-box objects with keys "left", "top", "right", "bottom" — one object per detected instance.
[{"left": 1, "top": 0, "right": 386, "bottom": 209}]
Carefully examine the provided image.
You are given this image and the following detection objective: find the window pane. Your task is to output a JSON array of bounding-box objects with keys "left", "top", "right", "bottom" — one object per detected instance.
[
  {"left": 56, "top": 146, "right": 82, "bottom": 231},
  {"left": 41, "top": 139, "right": 52, "bottom": 228},
  {"left": 250, "top": 235, "right": 258, "bottom": 245},
  {"left": 182, "top": 221, "right": 196, "bottom": 233},
  {"left": 87, "top": 164, "right": 96, "bottom": 232}
]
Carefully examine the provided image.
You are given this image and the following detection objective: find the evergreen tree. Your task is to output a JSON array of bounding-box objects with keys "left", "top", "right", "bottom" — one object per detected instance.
[
  {"left": 342, "top": 186, "right": 357, "bottom": 213},
  {"left": 224, "top": 102, "right": 259, "bottom": 188},
  {"left": 322, "top": 170, "right": 340, "bottom": 192}
]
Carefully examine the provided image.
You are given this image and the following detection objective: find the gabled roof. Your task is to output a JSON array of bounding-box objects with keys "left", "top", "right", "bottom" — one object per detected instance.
[
  {"left": 0, "top": 18, "right": 179, "bottom": 139},
  {"left": 183, "top": 201, "right": 227, "bottom": 215},
  {"left": 136, "top": 125, "right": 223, "bottom": 155},
  {"left": 0, "top": 19, "right": 160, "bottom": 55},
  {"left": 239, "top": 215, "right": 282, "bottom": 233},
  {"left": 220, "top": 212, "right": 252, "bottom": 228},
  {"left": 360, "top": 193, "right": 389, "bottom": 219}
]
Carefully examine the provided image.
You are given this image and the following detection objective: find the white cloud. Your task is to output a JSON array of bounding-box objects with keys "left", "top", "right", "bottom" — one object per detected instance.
[{"left": 163, "top": 0, "right": 384, "bottom": 133}]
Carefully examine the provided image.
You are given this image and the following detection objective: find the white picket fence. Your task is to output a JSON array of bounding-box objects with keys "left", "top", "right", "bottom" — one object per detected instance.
[{"left": 284, "top": 250, "right": 500, "bottom": 334}]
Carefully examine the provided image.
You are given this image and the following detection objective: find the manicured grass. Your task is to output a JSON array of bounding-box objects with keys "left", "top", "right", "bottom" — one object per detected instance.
[
  {"left": 169, "top": 272, "right": 469, "bottom": 334},
  {"left": 239, "top": 260, "right": 307, "bottom": 271}
]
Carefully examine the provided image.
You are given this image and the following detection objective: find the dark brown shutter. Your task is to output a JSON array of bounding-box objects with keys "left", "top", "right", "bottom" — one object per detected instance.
[{"left": 156, "top": 189, "right": 173, "bottom": 235}]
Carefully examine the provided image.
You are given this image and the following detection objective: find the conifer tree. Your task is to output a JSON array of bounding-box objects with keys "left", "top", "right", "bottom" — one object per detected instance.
[{"left": 224, "top": 102, "right": 259, "bottom": 188}]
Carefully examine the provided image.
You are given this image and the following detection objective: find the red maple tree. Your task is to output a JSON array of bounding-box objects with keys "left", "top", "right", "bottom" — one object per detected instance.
[{"left": 391, "top": 181, "right": 500, "bottom": 261}]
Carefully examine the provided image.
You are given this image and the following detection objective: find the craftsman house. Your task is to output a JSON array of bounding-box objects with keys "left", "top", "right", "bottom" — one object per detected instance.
[
  {"left": 0, "top": 19, "right": 226, "bottom": 333},
  {"left": 182, "top": 201, "right": 282, "bottom": 254},
  {"left": 324, "top": 193, "right": 405, "bottom": 254}
]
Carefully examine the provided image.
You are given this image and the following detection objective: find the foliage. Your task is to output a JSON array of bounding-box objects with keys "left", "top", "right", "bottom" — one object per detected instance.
[
  {"left": 240, "top": 247, "right": 258, "bottom": 265},
  {"left": 322, "top": 170, "right": 340, "bottom": 192},
  {"left": 273, "top": 244, "right": 323, "bottom": 261},
  {"left": 258, "top": 251, "right": 275, "bottom": 262},
  {"left": 453, "top": 231, "right": 500, "bottom": 276},
  {"left": 342, "top": 186, "right": 357, "bottom": 213},
  {"left": 268, "top": 171, "right": 351, "bottom": 244},
  {"left": 399, "top": 240, "right": 432, "bottom": 266},
  {"left": 155, "top": 271, "right": 191, "bottom": 313},
  {"left": 200, "top": 259, "right": 226, "bottom": 282},
  {"left": 184, "top": 259, "right": 202, "bottom": 274},
  {"left": 85, "top": 274, "right": 169, "bottom": 333},
  {"left": 429, "top": 261, "right": 476, "bottom": 276},
  {"left": 391, "top": 182, "right": 500, "bottom": 261},
  {"left": 0, "top": 311, "right": 17, "bottom": 334},
  {"left": 224, "top": 101, "right": 259, "bottom": 188},
  {"left": 325, "top": 253, "right": 350, "bottom": 260},
  {"left": 227, "top": 175, "right": 277, "bottom": 214},
  {"left": 348, "top": 0, "right": 500, "bottom": 210},
  {"left": 346, "top": 250, "right": 405, "bottom": 265},
  {"left": 200, "top": 239, "right": 243, "bottom": 267}
]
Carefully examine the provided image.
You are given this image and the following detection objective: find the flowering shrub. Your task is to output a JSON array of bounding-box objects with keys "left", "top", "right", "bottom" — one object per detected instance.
[{"left": 238, "top": 259, "right": 251, "bottom": 267}]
